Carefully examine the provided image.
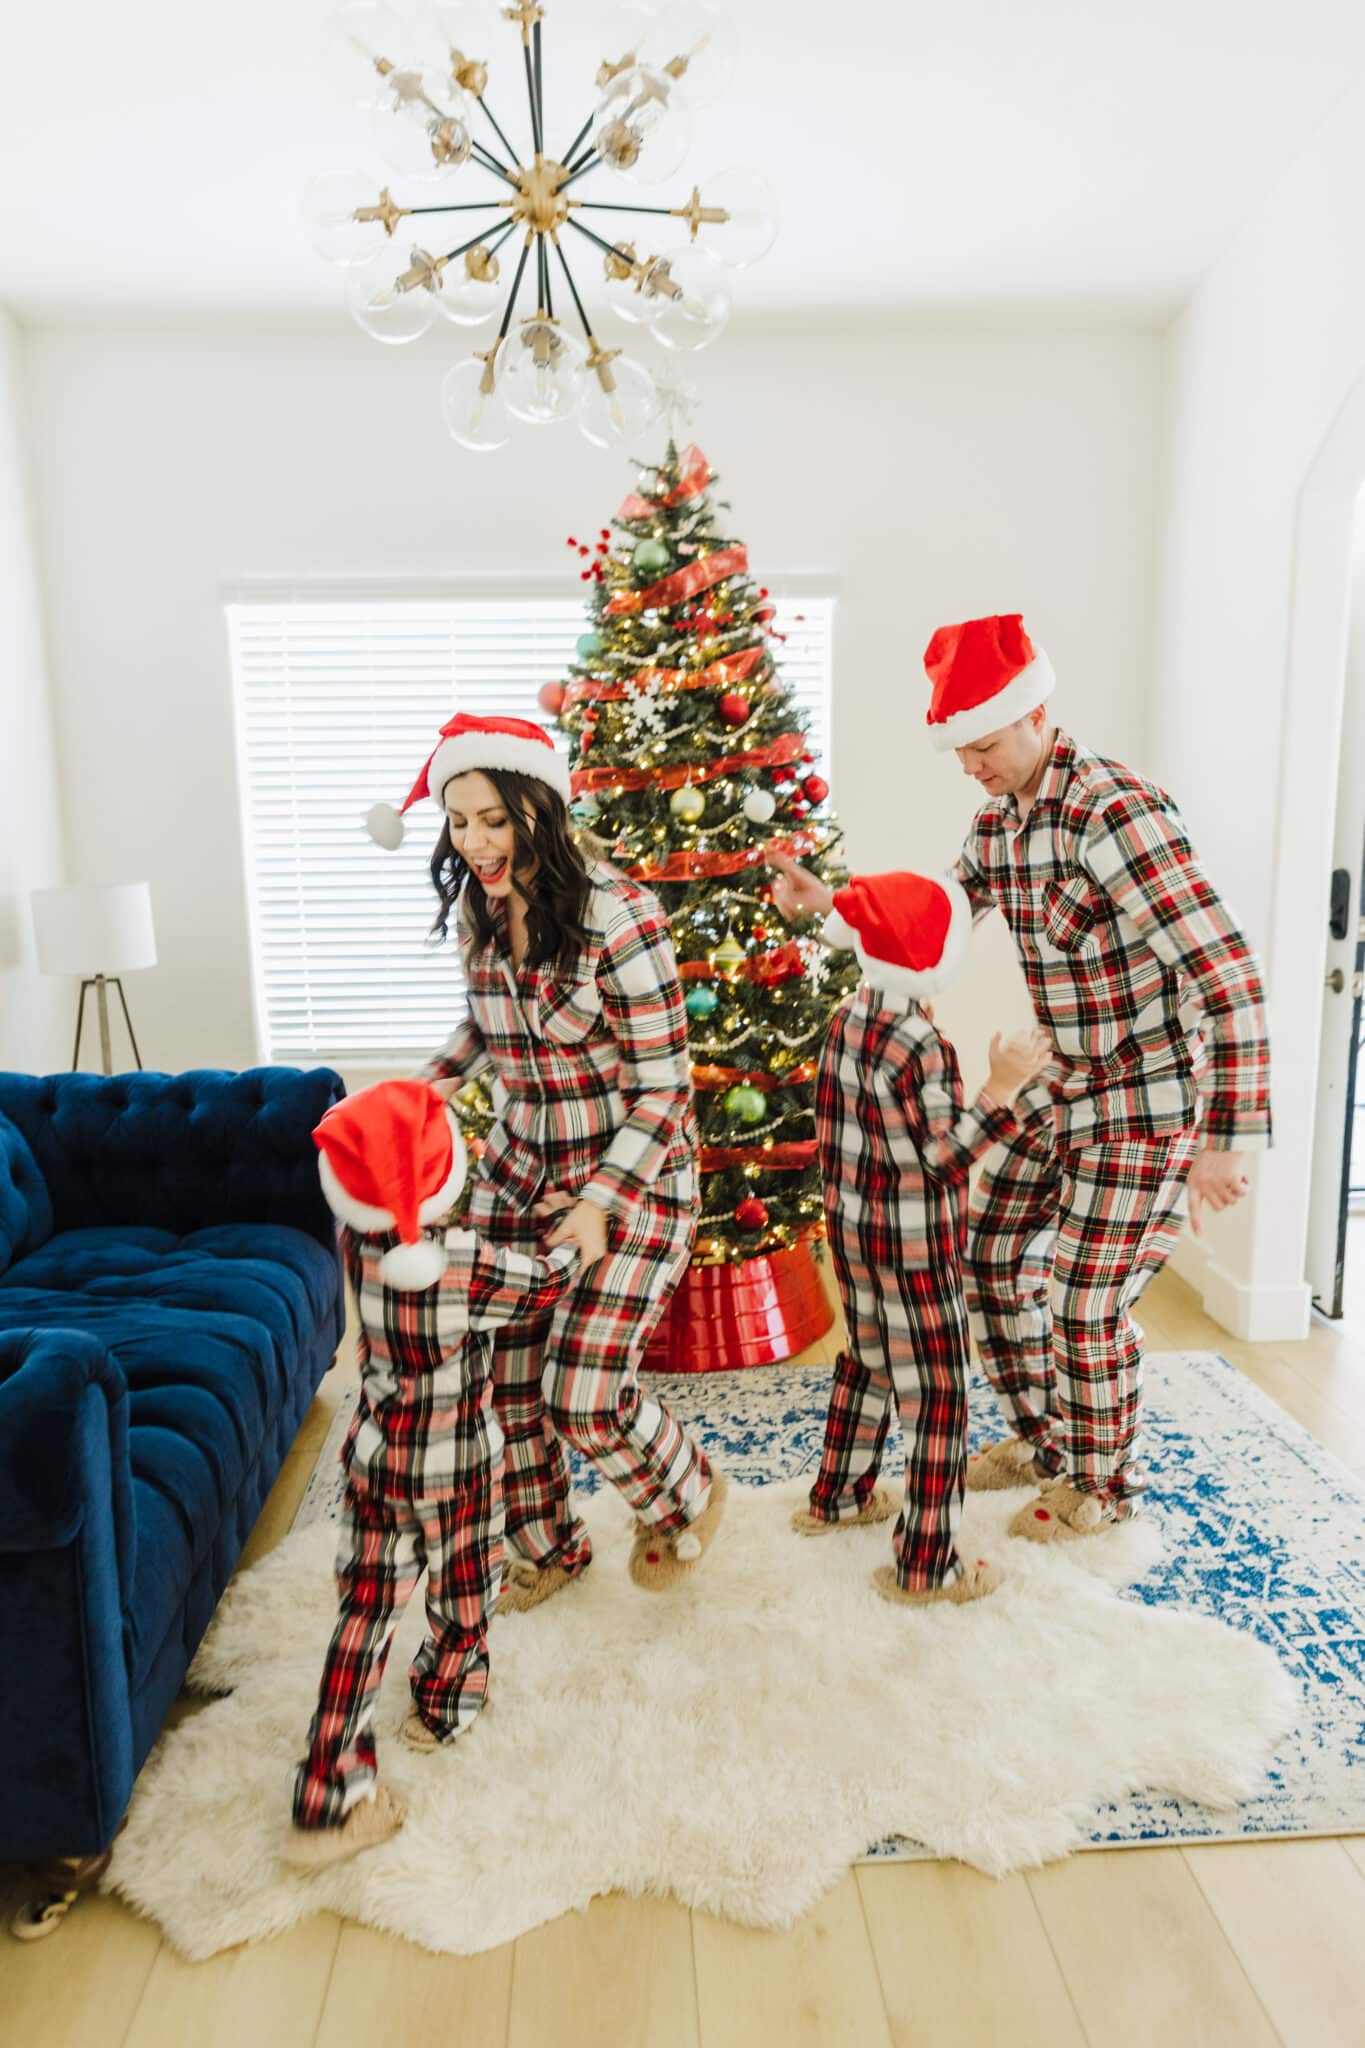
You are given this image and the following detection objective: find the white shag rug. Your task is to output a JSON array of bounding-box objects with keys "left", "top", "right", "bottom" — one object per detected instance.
[{"left": 108, "top": 1476, "right": 1294, "bottom": 1959}]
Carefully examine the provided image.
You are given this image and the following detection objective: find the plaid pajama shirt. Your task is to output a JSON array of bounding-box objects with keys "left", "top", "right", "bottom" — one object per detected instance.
[
  {"left": 810, "top": 992, "right": 1017, "bottom": 1588},
  {"left": 292, "top": 1225, "right": 578, "bottom": 1829},
  {"left": 951, "top": 729, "right": 1273, "bottom": 1510},
  {"left": 425, "top": 862, "right": 710, "bottom": 1575}
]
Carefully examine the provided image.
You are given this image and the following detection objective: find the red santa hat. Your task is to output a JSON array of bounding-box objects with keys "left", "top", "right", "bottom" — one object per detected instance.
[
  {"left": 923, "top": 613, "right": 1055, "bottom": 753},
  {"left": 366, "top": 712, "right": 572, "bottom": 850},
  {"left": 312, "top": 1078, "right": 467, "bottom": 1291},
  {"left": 823, "top": 870, "right": 972, "bottom": 1001}
]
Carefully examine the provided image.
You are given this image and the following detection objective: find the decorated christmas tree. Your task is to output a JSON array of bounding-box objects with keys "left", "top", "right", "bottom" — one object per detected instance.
[{"left": 540, "top": 440, "right": 859, "bottom": 1354}]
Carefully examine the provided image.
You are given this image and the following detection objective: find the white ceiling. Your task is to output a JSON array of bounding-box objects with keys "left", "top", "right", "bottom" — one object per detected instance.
[{"left": 4, "top": 0, "right": 1365, "bottom": 322}]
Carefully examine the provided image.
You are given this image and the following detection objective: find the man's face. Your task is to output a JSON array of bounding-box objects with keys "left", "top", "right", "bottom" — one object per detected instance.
[{"left": 955, "top": 709, "right": 1048, "bottom": 797}]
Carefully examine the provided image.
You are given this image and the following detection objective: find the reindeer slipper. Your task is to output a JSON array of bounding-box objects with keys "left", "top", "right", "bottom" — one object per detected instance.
[
  {"left": 965, "top": 1437, "right": 1054, "bottom": 1491},
  {"left": 790, "top": 1486, "right": 898, "bottom": 1536},
  {"left": 279, "top": 1783, "right": 407, "bottom": 1871},
  {"left": 629, "top": 1471, "right": 730, "bottom": 1591},
  {"left": 872, "top": 1558, "right": 1004, "bottom": 1607},
  {"left": 499, "top": 1559, "right": 580, "bottom": 1614},
  {"left": 1007, "top": 1478, "right": 1110, "bottom": 1544}
]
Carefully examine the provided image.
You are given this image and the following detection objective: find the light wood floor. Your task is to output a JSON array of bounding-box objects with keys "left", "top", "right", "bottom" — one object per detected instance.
[{"left": 4, "top": 1264, "right": 1365, "bottom": 2048}]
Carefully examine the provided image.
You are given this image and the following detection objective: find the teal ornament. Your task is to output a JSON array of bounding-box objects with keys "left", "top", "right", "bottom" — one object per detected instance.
[
  {"left": 633, "top": 537, "right": 670, "bottom": 574},
  {"left": 571, "top": 794, "right": 600, "bottom": 824},
  {"left": 685, "top": 985, "right": 719, "bottom": 1020},
  {"left": 576, "top": 631, "right": 603, "bottom": 661},
  {"left": 724, "top": 1084, "right": 767, "bottom": 1125}
]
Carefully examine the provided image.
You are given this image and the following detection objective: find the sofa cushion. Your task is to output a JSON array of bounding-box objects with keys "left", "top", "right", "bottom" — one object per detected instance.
[
  {"left": 0, "top": 1110, "right": 53, "bottom": 1277},
  {"left": 0, "top": 1220, "right": 339, "bottom": 1687}
]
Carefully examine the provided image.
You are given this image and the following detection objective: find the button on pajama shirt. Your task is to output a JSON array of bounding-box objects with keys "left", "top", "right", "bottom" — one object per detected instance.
[
  {"left": 810, "top": 991, "right": 1017, "bottom": 1589},
  {"left": 424, "top": 862, "right": 710, "bottom": 1578},
  {"left": 292, "top": 1226, "right": 578, "bottom": 1830},
  {"left": 951, "top": 731, "right": 1272, "bottom": 1514}
]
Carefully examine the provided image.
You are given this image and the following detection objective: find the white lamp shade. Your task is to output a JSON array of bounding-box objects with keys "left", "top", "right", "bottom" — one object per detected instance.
[{"left": 32, "top": 884, "right": 158, "bottom": 976}]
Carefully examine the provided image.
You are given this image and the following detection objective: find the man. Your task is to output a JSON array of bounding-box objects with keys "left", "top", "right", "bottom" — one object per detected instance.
[{"left": 772, "top": 612, "right": 1271, "bottom": 1543}]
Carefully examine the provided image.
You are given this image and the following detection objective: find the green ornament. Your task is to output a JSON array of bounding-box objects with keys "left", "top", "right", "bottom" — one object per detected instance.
[
  {"left": 670, "top": 784, "right": 705, "bottom": 822},
  {"left": 576, "top": 632, "right": 603, "bottom": 661},
  {"left": 633, "top": 538, "right": 670, "bottom": 574},
  {"left": 724, "top": 1084, "right": 767, "bottom": 1125},
  {"left": 685, "top": 985, "right": 718, "bottom": 1020},
  {"left": 571, "top": 793, "right": 600, "bottom": 823}
]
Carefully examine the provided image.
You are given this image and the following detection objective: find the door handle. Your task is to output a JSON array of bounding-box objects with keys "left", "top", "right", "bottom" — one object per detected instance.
[{"left": 1326, "top": 967, "right": 1346, "bottom": 994}]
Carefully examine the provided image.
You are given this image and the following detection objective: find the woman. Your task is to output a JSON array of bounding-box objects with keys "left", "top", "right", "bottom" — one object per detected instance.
[{"left": 373, "top": 711, "right": 725, "bottom": 1609}]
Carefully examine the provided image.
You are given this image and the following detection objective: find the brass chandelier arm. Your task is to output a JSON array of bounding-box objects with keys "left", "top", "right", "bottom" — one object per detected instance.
[
  {"left": 496, "top": 230, "right": 536, "bottom": 343},
  {"left": 405, "top": 198, "right": 512, "bottom": 216},
  {"left": 558, "top": 113, "right": 595, "bottom": 166},
  {"left": 438, "top": 217, "right": 518, "bottom": 267},
  {"left": 557, "top": 154, "right": 601, "bottom": 195},
  {"left": 475, "top": 96, "right": 522, "bottom": 165},
  {"left": 522, "top": 42, "right": 543, "bottom": 157}
]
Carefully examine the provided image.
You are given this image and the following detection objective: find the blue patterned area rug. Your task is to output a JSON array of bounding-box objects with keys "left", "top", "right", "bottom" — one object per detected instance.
[{"left": 295, "top": 1349, "right": 1365, "bottom": 1854}]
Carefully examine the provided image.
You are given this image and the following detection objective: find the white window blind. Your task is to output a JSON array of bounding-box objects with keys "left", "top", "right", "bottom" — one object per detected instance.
[{"left": 227, "top": 593, "right": 835, "bottom": 1065}]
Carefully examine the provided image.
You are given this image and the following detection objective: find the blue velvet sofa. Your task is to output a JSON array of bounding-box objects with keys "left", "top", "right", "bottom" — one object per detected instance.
[{"left": 0, "top": 1067, "right": 345, "bottom": 1881}]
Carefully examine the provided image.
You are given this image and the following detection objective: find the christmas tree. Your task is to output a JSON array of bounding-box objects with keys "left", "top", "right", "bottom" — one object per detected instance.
[{"left": 542, "top": 440, "right": 859, "bottom": 1269}]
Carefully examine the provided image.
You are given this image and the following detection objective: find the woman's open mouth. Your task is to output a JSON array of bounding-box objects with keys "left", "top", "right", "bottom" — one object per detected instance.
[{"left": 474, "top": 857, "right": 509, "bottom": 884}]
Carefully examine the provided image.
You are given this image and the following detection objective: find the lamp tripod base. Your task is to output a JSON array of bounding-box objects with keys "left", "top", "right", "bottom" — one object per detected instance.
[{"left": 72, "top": 975, "right": 143, "bottom": 1076}]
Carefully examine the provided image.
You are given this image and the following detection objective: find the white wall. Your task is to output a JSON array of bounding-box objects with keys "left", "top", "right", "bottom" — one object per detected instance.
[
  {"left": 0, "top": 307, "right": 67, "bottom": 1073},
  {"left": 24, "top": 317, "right": 1163, "bottom": 1089},
  {"left": 1154, "top": 73, "right": 1365, "bottom": 1338}
]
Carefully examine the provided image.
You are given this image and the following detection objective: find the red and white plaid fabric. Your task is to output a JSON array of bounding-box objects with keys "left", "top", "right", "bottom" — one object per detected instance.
[
  {"left": 954, "top": 730, "right": 1271, "bottom": 1148},
  {"left": 965, "top": 1100, "right": 1199, "bottom": 1512},
  {"left": 809, "top": 993, "right": 1017, "bottom": 1589},
  {"left": 425, "top": 863, "right": 709, "bottom": 1564},
  {"left": 291, "top": 1224, "right": 579, "bottom": 1827}
]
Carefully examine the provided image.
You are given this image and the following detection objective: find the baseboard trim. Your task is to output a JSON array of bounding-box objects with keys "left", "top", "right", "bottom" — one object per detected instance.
[{"left": 1163, "top": 1236, "right": 1312, "bottom": 1340}]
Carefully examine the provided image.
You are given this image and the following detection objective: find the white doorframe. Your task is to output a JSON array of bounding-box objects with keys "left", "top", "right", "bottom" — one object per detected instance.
[{"left": 1243, "top": 370, "right": 1365, "bottom": 1338}]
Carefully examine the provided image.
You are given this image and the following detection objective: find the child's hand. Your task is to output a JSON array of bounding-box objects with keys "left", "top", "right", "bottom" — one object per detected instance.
[
  {"left": 769, "top": 852, "right": 835, "bottom": 925},
  {"left": 531, "top": 1189, "right": 576, "bottom": 1222},
  {"left": 543, "top": 1198, "right": 610, "bottom": 1267},
  {"left": 986, "top": 1027, "right": 1052, "bottom": 1106}
]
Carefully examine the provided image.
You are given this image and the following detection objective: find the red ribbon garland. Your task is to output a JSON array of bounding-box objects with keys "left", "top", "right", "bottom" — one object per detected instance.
[
  {"left": 605, "top": 545, "right": 748, "bottom": 619},
  {"left": 691, "top": 1058, "right": 818, "bottom": 1093},
  {"left": 698, "top": 1141, "right": 819, "bottom": 1172},
  {"left": 572, "top": 729, "right": 804, "bottom": 796},
  {"left": 624, "top": 832, "right": 816, "bottom": 884},
  {"left": 617, "top": 445, "right": 711, "bottom": 522},
  {"left": 678, "top": 939, "right": 805, "bottom": 983},
  {"left": 564, "top": 645, "right": 764, "bottom": 710}
]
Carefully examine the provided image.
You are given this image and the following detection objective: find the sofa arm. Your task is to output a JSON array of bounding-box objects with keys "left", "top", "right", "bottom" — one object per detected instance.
[
  {"left": 0, "top": 1328, "right": 137, "bottom": 1855},
  {"left": 0, "top": 1067, "right": 346, "bottom": 1252}
]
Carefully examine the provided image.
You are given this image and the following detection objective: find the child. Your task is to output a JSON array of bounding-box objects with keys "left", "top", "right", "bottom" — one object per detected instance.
[
  {"left": 780, "top": 868, "right": 1049, "bottom": 1606},
  {"left": 281, "top": 1079, "right": 584, "bottom": 1870}
]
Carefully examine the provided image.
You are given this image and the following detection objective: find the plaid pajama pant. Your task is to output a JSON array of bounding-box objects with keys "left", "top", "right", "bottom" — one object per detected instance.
[
  {"left": 472, "top": 1171, "right": 710, "bottom": 1577},
  {"left": 964, "top": 1095, "right": 1200, "bottom": 1514},
  {"left": 808, "top": 995, "right": 1014, "bottom": 1590},
  {"left": 292, "top": 1400, "right": 505, "bottom": 1829}
]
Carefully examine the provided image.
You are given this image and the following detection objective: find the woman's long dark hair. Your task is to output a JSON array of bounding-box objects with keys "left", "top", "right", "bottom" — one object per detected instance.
[{"left": 429, "top": 767, "right": 593, "bottom": 977}]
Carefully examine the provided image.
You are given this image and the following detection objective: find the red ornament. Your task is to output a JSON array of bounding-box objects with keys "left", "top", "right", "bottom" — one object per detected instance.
[
  {"left": 718, "top": 693, "right": 751, "bottom": 727},
  {"left": 735, "top": 1196, "right": 769, "bottom": 1231},
  {"left": 802, "top": 774, "right": 829, "bottom": 805},
  {"left": 752, "top": 924, "right": 768, "bottom": 943},
  {"left": 791, "top": 799, "right": 810, "bottom": 818},
  {"left": 801, "top": 752, "right": 815, "bottom": 766},
  {"left": 538, "top": 682, "right": 566, "bottom": 716}
]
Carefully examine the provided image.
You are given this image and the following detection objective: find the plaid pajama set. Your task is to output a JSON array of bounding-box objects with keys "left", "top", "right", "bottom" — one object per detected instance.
[
  {"left": 293, "top": 1226, "right": 579, "bottom": 1829},
  {"left": 810, "top": 995, "right": 1018, "bottom": 1588},
  {"left": 954, "top": 730, "right": 1272, "bottom": 1514},
  {"left": 425, "top": 861, "right": 710, "bottom": 1579}
]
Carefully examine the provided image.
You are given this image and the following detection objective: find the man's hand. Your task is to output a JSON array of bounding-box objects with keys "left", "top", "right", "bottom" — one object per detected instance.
[
  {"left": 769, "top": 851, "right": 836, "bottom": 925},
  {"left": 1186, "top": 1147, "right": 1250, "bottom": 1237},
  {"left": 542, "top": 1196, "right": 610, "bottom": 1267}
]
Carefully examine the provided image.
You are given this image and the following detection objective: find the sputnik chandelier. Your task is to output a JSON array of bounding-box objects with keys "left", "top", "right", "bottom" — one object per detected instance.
[{"left": 304, "top": 0, "right": 778, "bottom": 451}]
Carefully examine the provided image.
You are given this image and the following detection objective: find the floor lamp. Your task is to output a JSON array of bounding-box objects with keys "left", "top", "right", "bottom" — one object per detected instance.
[{"left": 31, "top": 883, "right": 158, "bottom": 1074}]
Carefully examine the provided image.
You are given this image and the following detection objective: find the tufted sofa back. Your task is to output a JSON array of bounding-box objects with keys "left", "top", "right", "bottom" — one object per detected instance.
[
  {"left": 0, "top": 1110, "right": 54, "bottom": 1275},
  {"left": 0, "top": 1069, "right": 345, "bottom": 1254}
]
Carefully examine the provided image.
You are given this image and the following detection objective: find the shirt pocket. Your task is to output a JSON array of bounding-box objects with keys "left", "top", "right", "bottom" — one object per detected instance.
[
  {"left": 531, "top": 972, "right": 603, "bottom": 1045},
  {"left": 1041, "top": 874, "right": 1103, "bottom": 953}
]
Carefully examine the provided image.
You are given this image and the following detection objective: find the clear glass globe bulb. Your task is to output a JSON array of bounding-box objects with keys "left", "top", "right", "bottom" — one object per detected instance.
[
  {"left": 417, "top": 0, "right": 501, "bottom": 79},
  {"left": 602, "top": 249, "right": 651, "bottom": 324},
  {"left": 300, "top": 172, "right": 394, "bottom": 266},
  {"left": 346, "top": 245, "right": 440, "bottom": 343},
  {"left": 578, "top": 353, "right": 661, "bottom": 449},
  {"left": 502, "top": 319, "right": 587, "bottom": 425},
  {"left": 644, "top": 249, "right": 732, "bottom": 352},
  {"left": 692, "top": 167, "right": 779, "bottom": 268},
  {"left": 320, "top": 2, "right": 410, "bottom": 106},
  {"left": 440, "top": 355, "right": 510, "bottom": 451},
  {"left": 437, "top": 246, "right": 502, "bottom": 325},
  {"left": 610, "top": 0, "right": 735, "bottom": 103},
  {"left": 372, "top": 69, "right": 471, "bottom": 176},
  {"left": 592, "top": 65, "right": 690, "bottom": 185}
]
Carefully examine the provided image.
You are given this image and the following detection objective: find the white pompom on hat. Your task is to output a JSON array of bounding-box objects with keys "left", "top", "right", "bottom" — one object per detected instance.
[
  {"left": 366, "top": 711, "right": 572, "bottom": 849},
  {"left": 312, "top": 1078, "right": 467, "bottom": 1291},
  {"left": 822, "top": 870, "right": 972, "bottom": 1001}
]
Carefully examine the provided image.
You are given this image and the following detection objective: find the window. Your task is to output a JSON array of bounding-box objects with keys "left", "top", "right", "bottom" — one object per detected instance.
[{"left": 227, "top": 591, "right": 836, "bottom": 1065}]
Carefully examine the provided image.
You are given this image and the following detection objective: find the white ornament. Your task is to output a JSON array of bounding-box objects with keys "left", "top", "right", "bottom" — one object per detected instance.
[{"left": 743, "top": 788, "right": 776, "bottom": 825}]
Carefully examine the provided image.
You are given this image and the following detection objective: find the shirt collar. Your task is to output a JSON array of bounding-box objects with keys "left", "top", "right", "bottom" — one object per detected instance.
[{"left": 1000, "top": 727, "right": 1075, "bottom": 826}]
